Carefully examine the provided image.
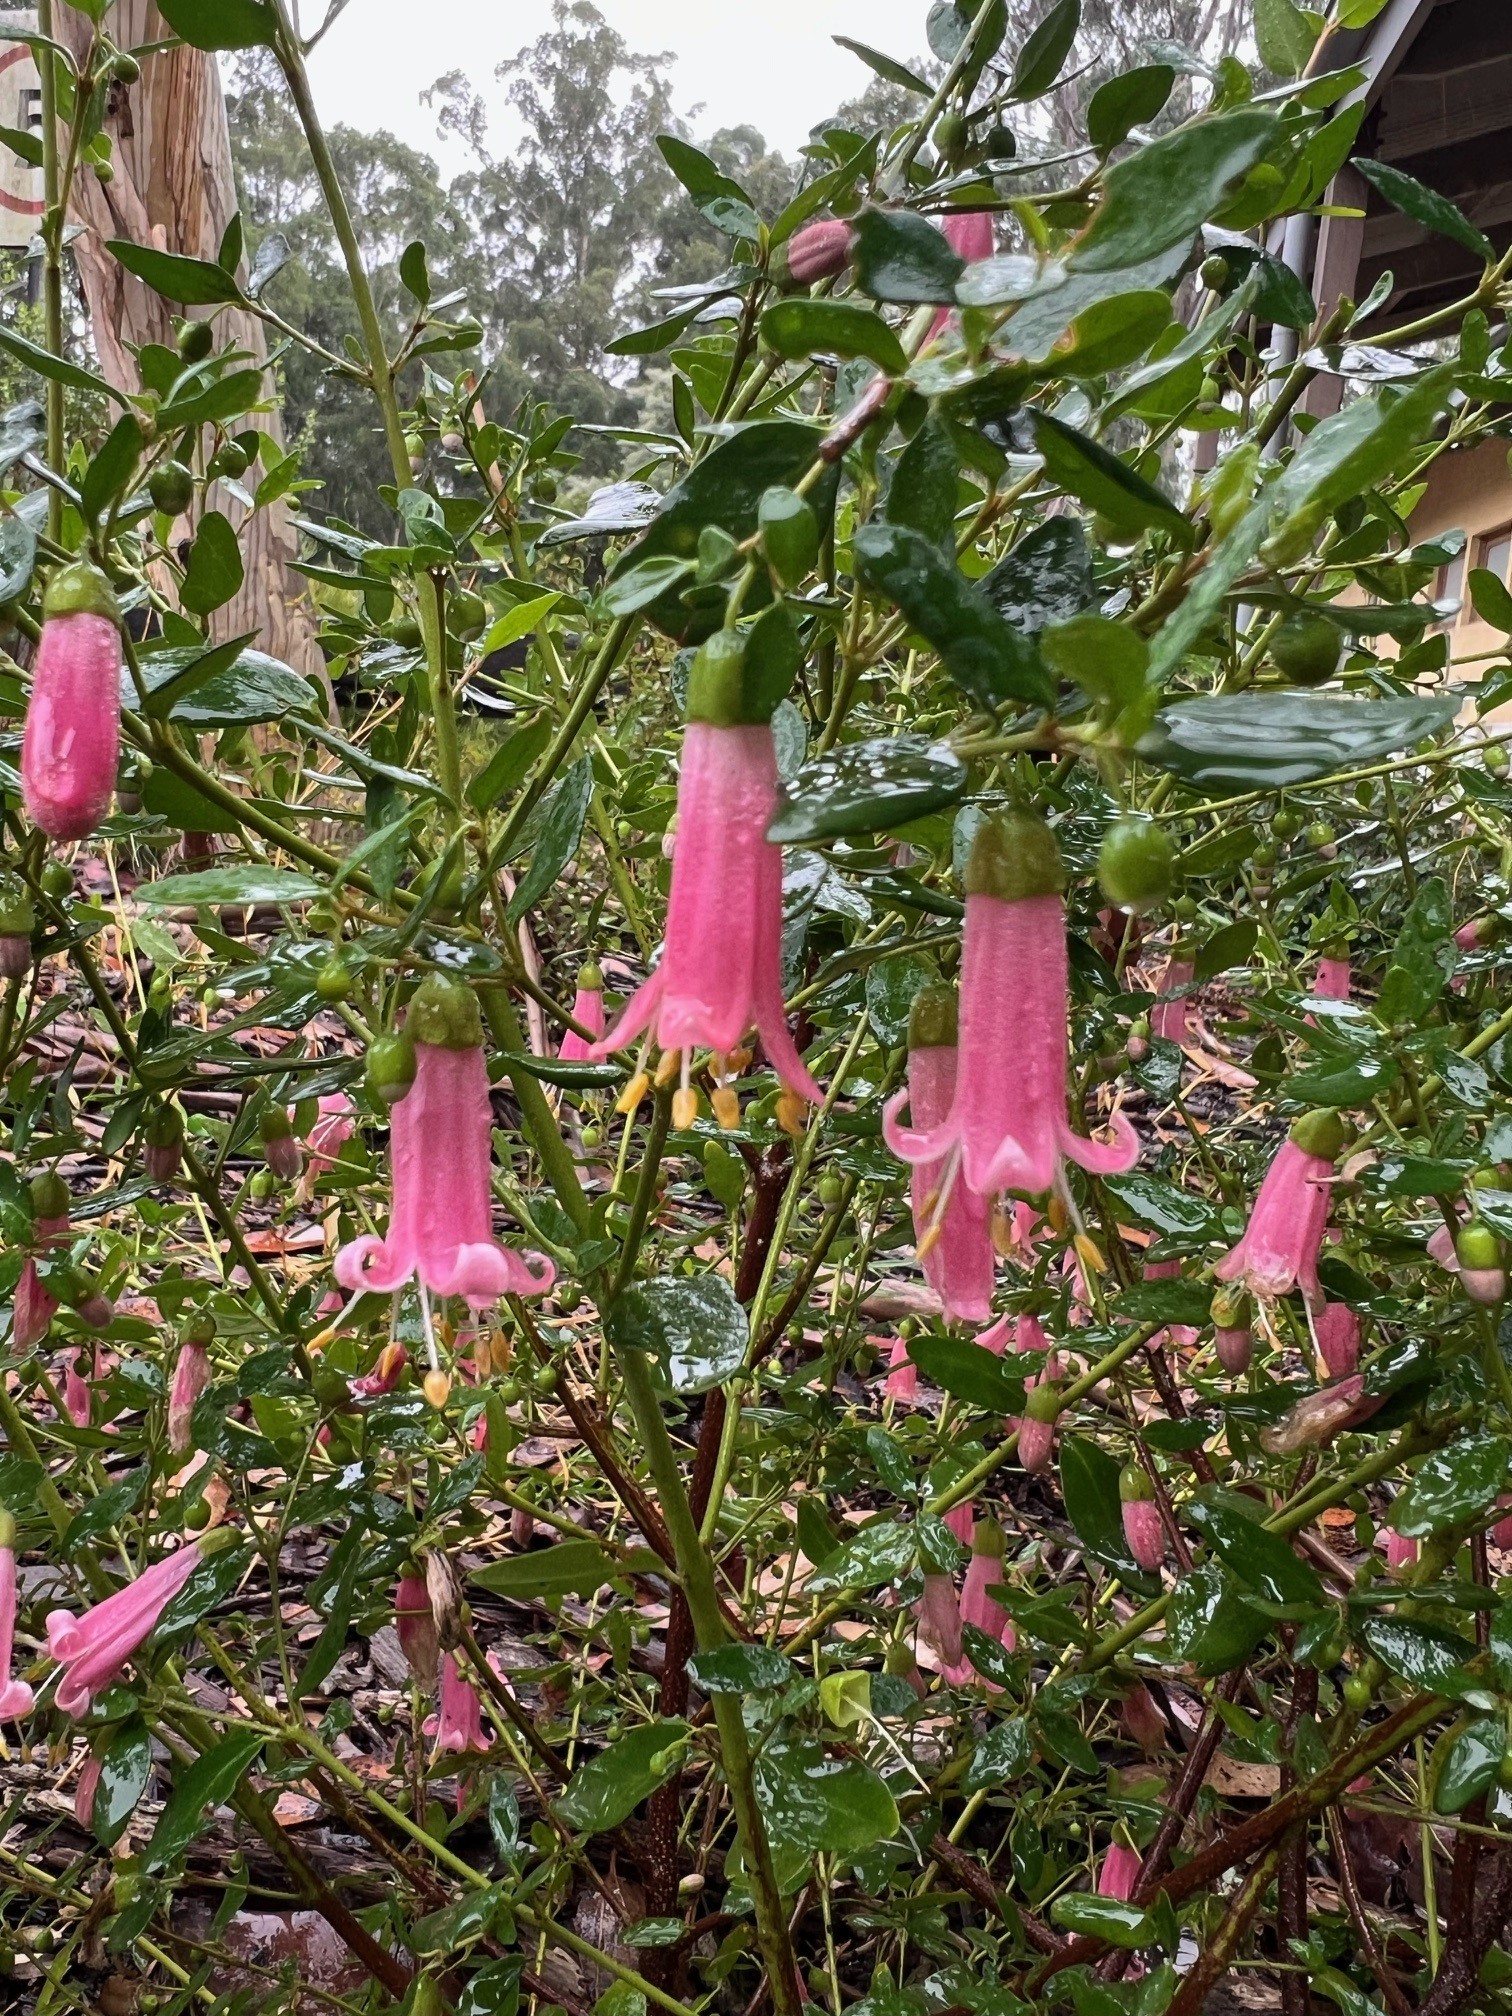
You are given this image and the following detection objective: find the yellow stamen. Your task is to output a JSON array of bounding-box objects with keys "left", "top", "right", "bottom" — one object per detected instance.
[
  {"left": 422, "top": 1368, "right": 451, "bottom": 1409},
  {"left": 673, "top": 1085, "right": 700, "bottom": 1130},
  {"left": 727, "top": 1045, "right": 754, "bottom": 1073},
  {"left": 917, "top": 1221, "right": 944, "bottom": 1261},
  {"left": 616, "top": 1070, "right": 651, "bottom": 1116},
  {"left": 919, "top": 1186, "right": 941, "bottom": 1219},
  {"left": 776, "top": 1090, "right": 807, "bottom": 1139},
  {"left": 654, "top": 1048, "right": 682, "bottom": 1088},
  {"left": 991, "top": 1205, "right": 1017, "bottom": 1258},
  {"left": 1074, "top": 1232, "right": 1107, "bottom": 1276},
  {"left": 1047, "top": 1194, "right": 1069, "bottom": 1235},
  {"left": 712, "top": 1085, "right": 740, "bottom": 1131}
]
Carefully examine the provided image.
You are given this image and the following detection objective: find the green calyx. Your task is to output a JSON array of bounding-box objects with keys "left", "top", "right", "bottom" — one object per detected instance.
[
  {"left": 1210, "top": 1283, "right": 1251, "bottom": 1330},
  {"left": 908, "top": 982, "right": 957, "bottom": 1051},
  {"left": 145, "top": 1104, "right": 184, "bottom": 1148},
  {"left": 29, "top": 1171, "right": 68, "bottom": 1221},
  {"left": 43, "top": 560, "right": 120, "bottom": 627},
  {"left": 1023, "top": 1380, "right": 1061, "bottom": 1424},
  {"left": 685, "top": 628, "right": 765, "bottom": 728},
  {"left": 0, "top": 1506, "right": 14, "bottom": 1550},
  {"left": 405, "top": 971, "right": 483, "bottom": 1051},
  {"left": 367, "top": 1030, "right": 419, "bottom": 1105},
  {"left": 259, "top": 1107, "right": 293, "bottom": 1145},
  {"left": 965, "top": 810, "right": 1065, "bottom": 904},
  {"left": 1457, "top": 1222, "right": 1503, "bottom": 1271},
  {"left": 576, "top": 961, "right": 604, "bottom": 993},
  {"left": 0, "top": 870, "right": 34, "bottom": 938},
  {"left": 1289, "top": 1108, "right": 1347, "bottom": 1161},
  {"left": 181, "top": 1310, "right": 215, "bottom": 1347},
  {"left": 970, "top": 1518, "right": 1006, "bottom": 1559},
  {"left": 1119, "top": 1461, "right": 1154, "bottom": 1503}
]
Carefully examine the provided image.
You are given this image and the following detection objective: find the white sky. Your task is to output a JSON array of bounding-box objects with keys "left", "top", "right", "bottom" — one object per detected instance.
[{"left": 304, "top": 0, "right": 932, "bottom": 172}]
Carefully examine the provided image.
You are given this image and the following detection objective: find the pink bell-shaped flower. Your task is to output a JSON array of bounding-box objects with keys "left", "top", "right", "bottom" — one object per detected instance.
[
  {"left": 1491, "top": 1496, "right": 1512, "bottom": 1550},
  {"left": 884, "top": 812, "right": 1138, "bottom": 1202},
  {"left": 1313, "top": 950, "right": 1351, "bottom": 1001},
  {"left": 927, "top": 210, "right": 994, "bottom": 340},
  {"left": 1260, "top": 1374, "right": 1380, "bottom": 1455},
  {"left": 424, "top": 1652, "right": 489, "bottom": 1754},
  {"left": 351, "top": 1340, "right": 408, "bottom": 1399},
  {"left": 1214, "top": 1111, "right": 1343, "bottom": 1314},
  {"left": 1210, "top": 1284, "right": 1254, "bottom": 1376},
  {"left": 559, "top": 962, "right": 607, "bottom": 1062},
  {"left": 1314, "top": 1301, "right": 1360, "bottom": 1379},
  {"left": 943, "top": 1500, "right": 976, "bottom": 1547},
  {"left": 168, "top": 1319, "right": 213, "bottom": 1455},
  {"left": 22, "top": 562, "right": 122, "bottom": 843},
  {"left": 883, "top": 1334, "right": 919, "bottom": 1403},
  {"left": 775, "top": 218, "right": 855, "bottom": 290},
  {"left": 591, "top": 634, "right": 820, "bottom": 1110},
  {"left": 0, "top": 1513, "right": 33, "bottom": 1719},
  {"left": 306, "top": 1093, "right": 355, "bottom": 1177},
  {"left": 336, "top": 973, "right": 555, "bottom": 1305},
  {"left": 1119, "top": 1464, "right": 1166, "bottom": 1573},
  {"left": 12, "top": 1172, "right": 70, "bottom": 1354},
  {"left": 1099, "top": 1840, "right": 1143, "bottom": 1903},
  {"left": 395, "top": 1571, "right": 439, "bottom": 1689},
  {"left": 46, "top": 1540, "right": 204, "bottom": 1716},
  {"left": 902, "top": 985, "right": 994, "bottom": 1324},
  {"left": 1151, "top": 948, "right": 1194, "bottom": 1045},
  {"left": 914, "top": 1570, "right": 963, "bottom": 1669},
  {"left": 958, "top": 1519, "right": 1015, "bottom": 1654},
  {"left": 0, "top": 871, "right": 34, "bottom": 981},
  {"left": 1384, "top": 1528, "right": 1418, "bottom": 1575}
]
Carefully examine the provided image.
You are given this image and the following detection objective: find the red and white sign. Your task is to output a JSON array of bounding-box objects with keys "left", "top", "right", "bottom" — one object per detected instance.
[{"left": 0, "top": 14, "right": 44, "bottom": 250}]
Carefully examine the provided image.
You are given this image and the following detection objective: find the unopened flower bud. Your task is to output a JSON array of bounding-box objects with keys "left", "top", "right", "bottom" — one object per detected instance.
[
  {"left": 772, "top": 218, "right": 855, "bottom": 290},
  {"left": 144, "top": 1103, "right": 184, "bottom": 1183},
  {"left": 259, "top": 1107, "right": 302, "bottom": 1182}
]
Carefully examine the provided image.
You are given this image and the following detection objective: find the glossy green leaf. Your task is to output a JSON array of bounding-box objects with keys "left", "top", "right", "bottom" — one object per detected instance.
[
  {"left": 1274, "top": 364, "right": 1454, "bottom": 522},
  {"left": 1138, "top": 693, "right": 1457, "bottom": 792},
  {"left": 157, "top": 368, "right": 267, "bottom": 433},
  {"left": 1072, "top": 109, "right": 1278, "bottom": 272},
  {"left": 1051, "top": 1894, "right": 1152, "bottom": 1946},
  {"left": 411, "top": 1885, "right": 506, "bottom": 1954},
  {"left": 558, "top": 1720, "right": 690, "bottom": 1834},
  {"left": 93, "top": 1719, "right": 153, "bottom": 1850},
  {"left": 964, "top": 1714, "right": 1032, "bottom": 1792},
  {"left": 1363, "top": 1618, "right": 1486, "bottom": 1704},
  {"left": 806, "top": 1519, "right": 916, "bottom": 1595},
  {"left": 1034, "top": 412, "right": 1189, "bottom": 543},
  {"left": 0, "top": 322, "right": 125, "bottom": 404},
  {"left": 852, "top": 207, "right": 966, "bottom": 304},
  {"left": 1470, "top": 567, "right": 1512, "bottom": 633},
  {"left": 1040, "top": 613, "right": 1147, "bottom": 709},
  {"left": 657, "top": 136, "right": 762, "bottom": 241},
  {"left": 907, "top": 1335, "right": 1025, "bottom": 1411},
  {"left": 1354, "top": 157, "right": 1493, "bottom": 264},
  {"left": 1377, "top": 877, "right": 1454, "bottom": 1027},
  {"left": 1044, "top": 290, "right": 1172, "bottom": 378},
  {"left": 831, "top": 36, "right": 932, "bottom": 96},
  {"left": 1165, "top": 1561, "right": 1270, "bottom": 1674},
  {"left": 1061, "top": 1436, "right": 1143, "bottom": 1576},
  {"left": 1103, "top": 1170, "right": 1222, "bottom": 1236},
  {"left": 471, "top": 1537, "right": 624, "bottom": 1600},
  {"left": 852, "top": 521, "right": 1053, "bottom": 708},
  {"left": 769, "top": 735, "right": 968, "bottom": 844},
  {"left": 497, "top": 1052, "right": 620, "bottom": 1089},
  {"left": 468, "top": 716, "right": 553, "bottom": 813},
  {"left": 981, "top": 519, "right": 1093, "bottom": 636},
  {"left": 1195, "top": 918, "right": 1259, "bottom": 979},
  {"left": 1390, "top": 1436, "right": 1510, "bottom": 1540},
  {"left": 139, "top": 867, "right": 324, "bottom": 910},
  {"left": 149, "top": 645, "right": 314, "bottom": 728},
  {"left": 147, "top": 1729, "right": 266, "bottom": 1870},
  {"left": 760, "top": 298, "right": 907, "bottom": 376},
  {"left": 889, "top": 415, "right": 960, "bottom": 548},
  {"left": 505, "top": 754, "right": 593, "bottom": 924},
  {"left": 1009, "top": 0, "right": 1080, "bottom": 101},
  {"left": 754, "top": 1737, "right": 900, "bottom": 1881},
  {"left": 1186, "top": 1498, "right": 1322, "bottom": 1609},
  {"left": 1436, "top": 1718, "right": 1504, "bottom": 1815},
  {"left": 865, "top": 954, "right": 934, "bottom": 1048},
  {"left": 0, "top": 122, "right": 41, "bottom": 169},
  {"left": 107, "top": 240, "right": 244, "bottom": 306},
  {"left": 1087, "top": 65, "right": 1175, "bottom": 152},
  {"left": 686, "top": 1644, "right": 795, "bottom": 1694},
  {"left": 1254, "top": 0, "right": 1317, "bottom": 75},
  {"left": 0, "top": 516, "right": 37, "bottom": 605},
  {"left": 180, "top": 510, "right": 245, "bottom": 618},
  {"left": 157, "top": 0, "right": 275, "bottom": 46},
  {"left": 81, "top": 413, "right": 145, "bottom": 526},
  {"left": 607, "top": 1273, "right": 748, "bottom": 1394}
]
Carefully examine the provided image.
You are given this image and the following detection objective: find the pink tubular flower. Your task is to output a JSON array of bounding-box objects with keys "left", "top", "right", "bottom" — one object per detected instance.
[
  {"left": 559, "top": 963, "right": 606, "bottom": 1063},
  {"left": 351, "top": 1340, "right": 407, "bottom": 1399},
  {"left": 1384, "top": 1529, "right": 1418, "bottom": 1575},
  {"left": 1214, "top": 1112, "right": 1344, "bottom": 1313},
  {"left": 22, "top": 563, "right": 122, "bottom": 843},
  {"left": 0, "top": 872, "right": 33, "bottom": 981},
  {"left": 1215, "top": 1326, "right": 1253, "bottom": 1374},
  {"left": 424, "top": 1652, "right": 489, "bottom": 1755},
  {"left": 915, "top": 1570, "right": 963, "bottom": 1669},
  {"left": 590, "top": 672, "right": 820, "bottom": 1107},
  {"left": 902, "top": 986, "right": 994, "bottom": 1324},
  {"left": 1315, "top": 1302, "right": 1360, "bottom": 1380},
  {"left": 927, "top": 210, "right": 994, "bottom": 340},
  {"left": 13, "top": 1172, "right": 70, "bottom": 1354},
  {"left": 943, "top": 1501, "right": 976, "bottom": 1547},
  {"left": 168, "top": 1337, "right": 211, "bottom": 1455},
  {"left": 777, "top": 217, "right": 855, "bottom": 289},
  {"left": 395, "top": 1572, "right": 439, "bottom": 1689},
  {"left": 336, "top": 974, "right": 554, "bottom": 1305},
  {"left": 63, "top": 1350, "right": 93, "bottom": 1429},
  {"left": 959, "top": 1520, "right": 1015, "bottom": 1653},
  {"left": 1261, "top": 1374, "right": 1381, "bottom": 1455},
  {"left": 46, "top": 1541, "right": 202, "bottom": 1717},
  {"left": 884, "top": 814, "right": 1138, "bottom": 1202},
  {"left": 1152, "top": 951, "right": 1194, "bottom": 1046},
  {"left": 0, "top": 1521, "right": 34, "bottom": 1719},
  {"left": 1119, "top": 1466, "right": 1166, "bottom": 1573},
  {"left": 1099, "top": 1842, "right": 1143, "bottom": 1903},
  {"left": 306, "top": 1093, "right": 355, "bottom": 1177},
  {"left": 1492, "top": 1497, "right": 1512, "bottom": 1550},
  {"left": 884, "top": 1334, "right": 919, "bottom": 1403},
  {"left": 1313, "top": 953, "right": 1351, "bottom": 1002},
  {"left": 1016, "top": 1312, "right": 1060, "bottom": 1470}
]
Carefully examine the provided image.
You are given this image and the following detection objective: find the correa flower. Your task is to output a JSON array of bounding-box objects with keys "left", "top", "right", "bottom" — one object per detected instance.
[
  {"left": 928, "top": 210, "right": 994, "bottom": 340},
  {"left": 1313, "top": 951, "right": 1351, "bottom": 1001},
  {"left": 559, "top": 962, "right": 606, "bottom": 1062},
  {"left": 0, "top": 871, "right": 34, "bottom": 981},
  {"left": 424, "top": 1652, "right": 489, "bottom": 1755},
  {"left": 901, "top": 985, "right": 994, "bottom": 1325},
  {"left": 168, "top": 1331, "right": 212, "bottom": 1455},
  {"left": 1384, "top": 1528, "right": 1418, "bottom": 1574},
  {"left": 351, "top": 1340, "right": 408, "bottom": 1399},
  {"left": 13, "top": 1172, "right": 70, "bottom": 1355},
  {"left": 306, "top": 1093, "right": 355, "bottom": 1177},
  {"left": 259, "top": 1107, "right": 303, "bottom": 1184},
  {"left": 775, "top": 217, "right": 855, "bottom": 289},
  {"left": 1119, "top": 1466, "right": 1166, "bottom": 1574},
  {"left": 1214, "top": 1111, "right": 1344, "bottom": 1314},
  {"left": 1122, "top": 1684, "right": 1167, "bottom": 1755},
  {"left": 1261, "top": 1374, "right": 1381, "bottom": 1455},
  {"left": 914, "top": 1570, "right": 963, "bottom": 1670},
  {"left": 46, "top": 1541, "right": 203, "bottom": 1716},
  {"left": 1315, "top": 1301, "right": 1360, "bottom": 1380},
  {"left": 1099, "top": 1841, "right": 1143, "bottom": 1903},
  {"left": 883, "top": 1334, "right": 918, "bottom": 1403},
  {"left": 63, "top": 1349, "right": 94, "bottom": 1429},
  {"left": 1151, "top": 948, "right": 1194, "bottom": 1045},
  {"left": 22, "top": 562, "right": 122, "bottom": 843},
  {"left": 395, "top": 1571, "right": 439, "bottom": 1689},
  {"left": 943, "top": 1501, "right": 975, "bottom": 1546},
  {"left": 958, "top": 1519, "right": 1014, "bottom": 1654},
  {"left": 884, "top": 812, "right": 1139, "bottom": 1202},
  {"left": 591, "top": 633, "right": 820, "bottom": 1122},
  {"left": 1492, "top": 1497, "right": 1512, "bottom": 1550},
  {"left": 0, "top": 1514, "right": 34, "bottom": 1719},
  {"left": 144, "top": 1103, "right": 185, "bottom": 1184},
  {"left": 336, "top": 973, "right": 555, "bottom": 1307}
]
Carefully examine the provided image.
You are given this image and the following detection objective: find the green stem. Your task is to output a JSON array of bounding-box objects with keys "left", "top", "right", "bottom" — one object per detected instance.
[
  {"left": 35, "top": 0, "right": 62, "bottom": 544},
  {"left": 478, "top": 984, "right": 591, "bottom": 1235}
]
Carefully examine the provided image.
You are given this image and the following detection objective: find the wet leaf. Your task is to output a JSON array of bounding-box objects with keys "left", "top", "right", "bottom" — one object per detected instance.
[
  {"left": 107, "top": 240, "right": 244, "bottom": 306},
  {"left": 687, "top": 1645, "right": 796, "bottom": 1694},
  {"left": 1051, "top": 1894, "right": 1152, "bottom": 1946},
  {"left": 140, "top": 867, "right": 324, "bottom": 909},
  {"left": 1435, "top": 1718, "right": 1504, "bottom": 1815},
  {"left": 607, "top": 1274, "right": 748, "bottom": 1393},
  {"left": 807, "top": 1519, "right": 916, "bottom": 1595},
  {"left": 1009, "top": 0, "right": 1080, "bottom": 101},
  {"left": 505, "top": 754, "right": 593, "bottom": 924},
  {"left": 866, "top": 955, "right": 935, "bottom": 1048},
  {"left": 1087, "top": 65, "right": 1175, "bottom": 152},
  {"left": 852, "top": 208, "right": 966, "bottom": 304},
  {"left": 761, "top": 298, "right": 907, "bottom": 376},
  {"left": 755, "top": 1736, "right": 900, "bottom": 1881},
  {"left": 147, "top": 1728, "right": 266, "bottom": 1870},
  {"left": 1071, "top": 110, "right": 1279, "bottom": 272},
  {"left": 980, "top": 518, "right": 1093, "bottom": 635},
  {"left": 658, "top": 137, "right": 761, "bottom": 240},
  {"left": 1363, "top": 1618, "right": 1486, "bottom": 1705},
  {"left": 1254, "top": 0, "right": 1316, "bottom": 75},
  {"left": 1390, "top": 1436, "right": 1510, "bottom": 1539},
  {"left": 1138, "top": 692, "right": 1457, "bottom": 792},
  {"left": 852, "top": 522, "right": 1053, "bottom": 708},
  {"left": 1355, "top": 158, "right": 1493, "bottom": 264},
  {"left": 157, "top": 0, "right": 274, "bottom": 46},
  {"left": 93, "top": 1719, "right": 153, "bottom": 1850},
  {"left": 769, "top": 735, "right": 969, "bottom": 843},
  {"left": 908, "top": 1335, "right": 1025, "bottom": 1412},
  {"left": 558, "top": 1720, "right": 690, "bottom": 1834},
  {"left": 1034, "top": 413, "right": 1189, "bottom": 543},
  {"left": 1377, "top": 877, "right": 1454, "bottom": 1027},
  {"left": 1186, "top": 1498, "right": 1322, "bottom": 1609},
  {"left": 471, "top": 1538, "right": 625, "bottom": 1600},
  {"left": 1165, "top": 1561, "right": 1270, "bottom": 1674},
  {"left": 964, "top": 1714, "right": 1032, "bottom": 1791},
  {"left": 1060, "top": 1435, "right": 1141, "bottom": 1576}
]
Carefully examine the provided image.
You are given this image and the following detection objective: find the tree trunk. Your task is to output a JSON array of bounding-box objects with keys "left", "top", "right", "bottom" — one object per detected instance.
[{"left": 56, "top": 2, "right": 322, "bottom": 684}]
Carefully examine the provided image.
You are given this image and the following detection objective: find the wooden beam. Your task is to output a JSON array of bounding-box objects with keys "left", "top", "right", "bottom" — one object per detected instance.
[{"left": 1301, "top": 164, "right": 1368, "bottom": 420}]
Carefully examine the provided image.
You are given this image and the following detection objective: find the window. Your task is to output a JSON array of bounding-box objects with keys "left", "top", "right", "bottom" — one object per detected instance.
[{"left": 1477, "top": 526, "right": 1512, "bottom": 587}]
